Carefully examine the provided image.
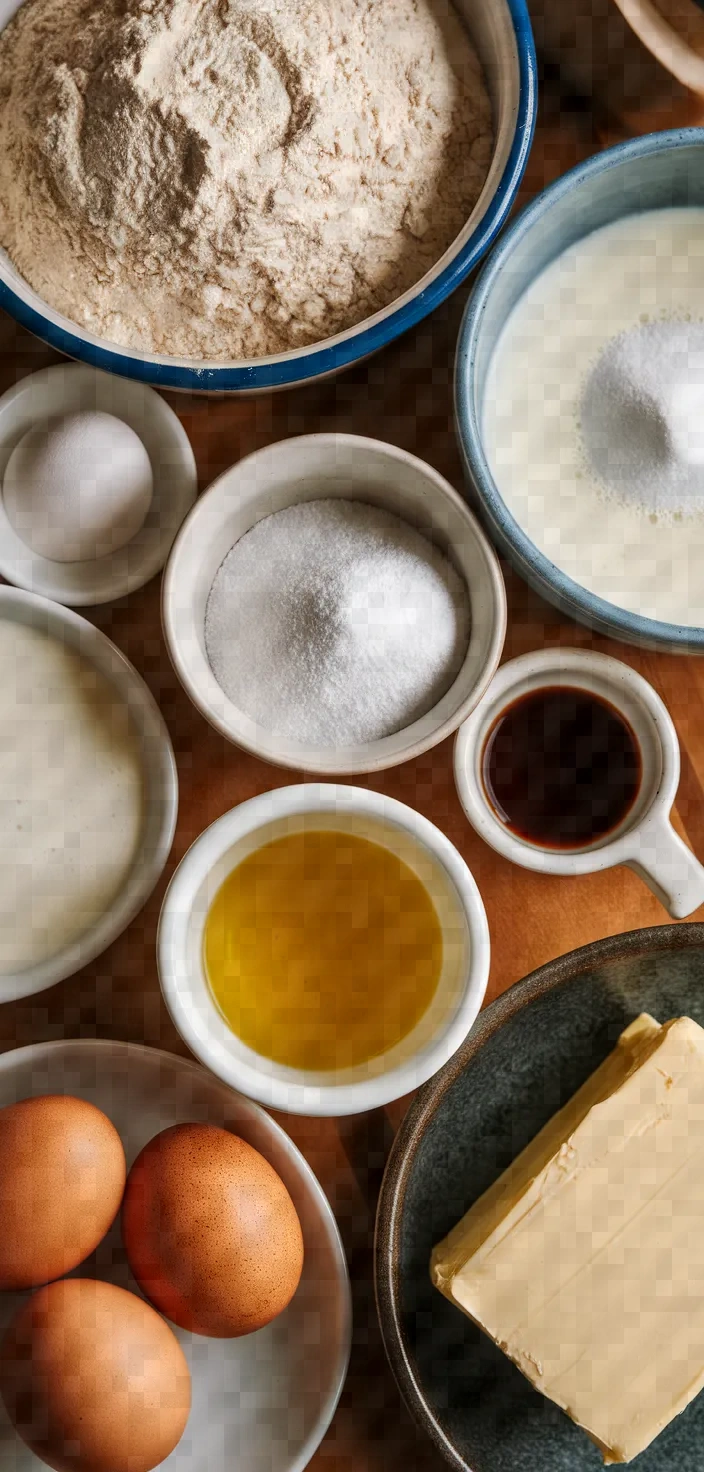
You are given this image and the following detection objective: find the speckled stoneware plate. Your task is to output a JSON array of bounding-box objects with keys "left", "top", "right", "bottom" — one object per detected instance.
[
  {"left": 375, "top": 923, "right": 704, "bottom": 1472},
  {"left": 0, "top": 1039, "right": 351, "bottom": 1472}
]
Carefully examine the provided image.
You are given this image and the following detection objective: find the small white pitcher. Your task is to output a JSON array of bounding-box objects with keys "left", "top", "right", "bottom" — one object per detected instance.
[{"left": 454, "top": 647, "right": 704, "bottom": 920}]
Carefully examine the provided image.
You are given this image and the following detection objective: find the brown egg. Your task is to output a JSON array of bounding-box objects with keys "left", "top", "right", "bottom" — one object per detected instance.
[
  {"left": 0, "top": 1278, "right": 191, "bottom": 1472},
  {"left": 0, "top": 1095, "right": 126, "bottom": 1290},
  {"left": 122, "top": 1123, "right": 304, "bottom": 1337}
]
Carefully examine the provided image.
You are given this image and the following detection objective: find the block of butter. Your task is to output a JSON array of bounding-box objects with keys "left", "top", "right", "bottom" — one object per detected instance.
[{"left": 430, "top": 1014, "right": 704, "bottom": 1464}]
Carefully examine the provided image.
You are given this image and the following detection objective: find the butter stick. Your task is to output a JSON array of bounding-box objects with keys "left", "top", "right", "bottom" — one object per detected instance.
[{"left": 430, "top": 1014, "right": 704, "bottom": 1464}]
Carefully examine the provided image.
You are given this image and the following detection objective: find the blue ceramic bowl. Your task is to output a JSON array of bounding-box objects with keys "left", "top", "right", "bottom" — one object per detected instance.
[
  {"left": 455, "top": 129, "right": 704, "bottom": 653},
  {"left": 0, "top": 0, "right": 536, "bottom": 396}
]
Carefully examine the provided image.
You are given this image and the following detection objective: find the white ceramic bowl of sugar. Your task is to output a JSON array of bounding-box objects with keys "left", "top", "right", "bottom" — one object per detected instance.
[{"left": 161, "top": 434, "right": 507, "bottom": 775}]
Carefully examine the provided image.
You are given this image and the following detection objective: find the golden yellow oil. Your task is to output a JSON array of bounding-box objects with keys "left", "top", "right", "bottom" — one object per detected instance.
[{"left": 203, "top": 829, "right": 443, "bottom": 1072}]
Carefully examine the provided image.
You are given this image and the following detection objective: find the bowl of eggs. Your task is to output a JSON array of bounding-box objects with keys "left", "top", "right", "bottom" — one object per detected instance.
[
  {"left": 0, "top": 0, "right": 535, "bottom": 393},
  {"left": 0, "top": 1038, "right": 351, "bottom": 1472},
  {"left": 157, "top": 783, "right": 491, "bottom": 1117}
]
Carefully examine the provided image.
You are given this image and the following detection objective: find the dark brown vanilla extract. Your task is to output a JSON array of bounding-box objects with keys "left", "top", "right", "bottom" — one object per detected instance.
[{"left": 482, "top": 686, "right": 642, "bottom": 850}]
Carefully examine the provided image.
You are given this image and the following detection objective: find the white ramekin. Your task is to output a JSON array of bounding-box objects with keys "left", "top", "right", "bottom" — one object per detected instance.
[
  {"left": 157, "top": 784, "right": 491, "bottom": 1117},
  {"left": 162, "top": 433, "right": 506, "bottom": 776},
  {"left": 0, "top": 364, "right": 197, "bottom": 606}
]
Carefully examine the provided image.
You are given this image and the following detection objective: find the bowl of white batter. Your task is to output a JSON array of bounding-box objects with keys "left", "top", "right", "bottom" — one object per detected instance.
[
  {"left": 0, "top": 587, "right": 178, "bottom": 1002},
  {"left": 0, "top": 0, "right": 535, "bottom": 395},
  {"left": 455, "top": 128, "right": 704, "bottom": 651}
]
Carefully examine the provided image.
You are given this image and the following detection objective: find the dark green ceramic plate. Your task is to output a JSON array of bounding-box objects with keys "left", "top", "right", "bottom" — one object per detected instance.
[{"left": 375, "top": 923, "right": 704, "bottom": 1472}]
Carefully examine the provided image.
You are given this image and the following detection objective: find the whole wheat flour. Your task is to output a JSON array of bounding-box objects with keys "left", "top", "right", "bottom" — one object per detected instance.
[{"left": 0, "top": 0, "right": 492, "bottom": 360}]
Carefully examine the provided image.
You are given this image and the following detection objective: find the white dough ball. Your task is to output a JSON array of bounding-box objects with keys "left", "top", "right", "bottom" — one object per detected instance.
[{"left": 3, "top": 411, "right": 154, "bottom": 563}]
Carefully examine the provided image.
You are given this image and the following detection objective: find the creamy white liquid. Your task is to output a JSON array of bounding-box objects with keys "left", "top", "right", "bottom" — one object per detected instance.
[
  {"left": 484, "top": 208, "right": 704, "bottom": 628},
  {"left": 0, "top": 621, "right": 144, "bottom": 972}
]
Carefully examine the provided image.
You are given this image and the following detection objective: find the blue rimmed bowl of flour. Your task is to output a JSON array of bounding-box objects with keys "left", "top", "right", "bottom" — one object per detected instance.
[
  {"left": 161, "top": 434, "right": 507, "bottom": 775},
  {"left": 0, "top": 0, "right": 535, "bottom": 395},
  {"left": 455, "top": 129, "right": 704, "bottom": 652}
]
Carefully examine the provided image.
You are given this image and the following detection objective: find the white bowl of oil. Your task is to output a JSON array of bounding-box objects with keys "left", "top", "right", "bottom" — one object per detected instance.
[{"left": 157, "top": 784, "right": 490, "bottom": 1117}]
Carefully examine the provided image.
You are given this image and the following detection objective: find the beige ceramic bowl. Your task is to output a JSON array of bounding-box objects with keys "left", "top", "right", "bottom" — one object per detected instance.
[{"left": 162, "top": 433, "right": 507, "bottom": 776}]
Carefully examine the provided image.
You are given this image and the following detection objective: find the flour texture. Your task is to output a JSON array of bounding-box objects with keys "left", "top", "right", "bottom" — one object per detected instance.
[{"left": 0, "top": 0, "right": 492, "bottom": 360}]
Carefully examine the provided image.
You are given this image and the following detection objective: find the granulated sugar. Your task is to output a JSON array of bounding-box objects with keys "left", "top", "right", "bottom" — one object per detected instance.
[
  {"left": 204, "top": 499, "right": 471, "bottom": 747},
  {"left": 579, "top": 319, "right": 704, "bottom": 519}
]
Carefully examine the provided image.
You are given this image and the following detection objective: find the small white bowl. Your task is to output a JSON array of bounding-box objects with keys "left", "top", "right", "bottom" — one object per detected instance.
[
  {"left": 157, "top": 784, "right": 491, "bottom": 1117},
  {"left": 162, "top": 434, "right": 506, "bottom": 775},
  {"left": 0, "top": 587, "right": 178, "bottom": 1001},
  {"left": 0, "top": 364, "right": 197, "bottom": 606}
]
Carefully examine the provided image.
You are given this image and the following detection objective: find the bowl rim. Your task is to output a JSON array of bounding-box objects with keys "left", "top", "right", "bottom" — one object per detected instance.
[
  {"left": 156, "top": 782, "right": 492, "bottom": 1117},
  {"left": 0, "top": 1034, "right": 353, "bottom": 1472},
  {"left": 374, "top": 918, "right": 704, "bottom": 1471},
  {"left": 0, "top": 586, "right": 178, "bottom": 1001},
  {"left": 161, "top": 432, "right": 508, "bottom": 775},
  {"left": 455, "top": 126, "right": 704, "bottom": 653},
  {"left": 0, "top": 0, "right": 536, "bottom": 392}
]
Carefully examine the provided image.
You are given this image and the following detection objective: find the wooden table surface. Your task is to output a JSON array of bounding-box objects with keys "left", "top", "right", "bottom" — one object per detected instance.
[{"left": 1, "top": 82, "right": 702, "bottom": 1471}]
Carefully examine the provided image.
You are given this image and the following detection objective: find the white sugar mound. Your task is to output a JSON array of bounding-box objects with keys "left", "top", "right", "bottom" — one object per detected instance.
[{"left": 204, "top": 498, "right": 471, "bottom": 747}]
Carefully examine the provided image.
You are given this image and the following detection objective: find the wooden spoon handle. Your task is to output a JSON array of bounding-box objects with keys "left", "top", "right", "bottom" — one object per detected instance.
[{"left": 613, "top": 0, "right": 704, "bottom": 94}]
